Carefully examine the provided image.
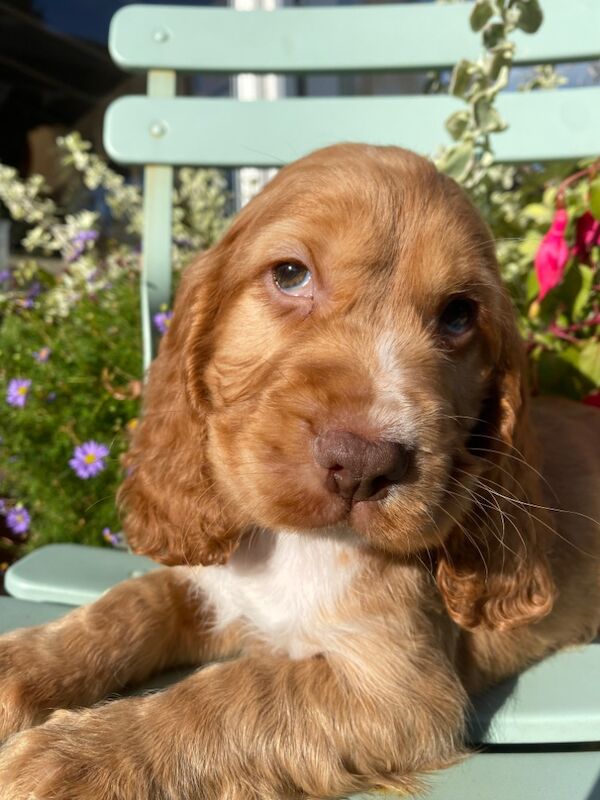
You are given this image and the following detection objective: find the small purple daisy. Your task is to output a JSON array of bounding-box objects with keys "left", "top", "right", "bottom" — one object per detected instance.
[
  {"left": 6, "top": 378, "right": 32, "bottom": 408},
  {"left": 0, "top": 269, "right": 10, "bottom": 283},
  {"left": 6, "top": 505, "right": 31, "bottom": 535},
  {"left": 153, "top": 310, "right": 173, "bottom": 335},
  {"left": 33, "top": 346, "right": 51, "bottom": 363},
  {"left": 69, "top": 441, "right": 110, "bottom": 479}
]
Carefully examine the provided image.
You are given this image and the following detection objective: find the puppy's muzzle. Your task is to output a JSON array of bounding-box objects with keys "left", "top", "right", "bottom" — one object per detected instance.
[{"left": 313, "top": 430, "right": 410, "bottom": 503}]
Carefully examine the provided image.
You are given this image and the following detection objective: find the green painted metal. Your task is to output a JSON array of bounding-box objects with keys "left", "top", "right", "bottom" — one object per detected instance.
[
  {"left": 0, "top": 597, "right": 69, "bottom": 635},
  {"left": 141, "top": 69, "right": 176, "bottom": 372},
  {"left": 352, "top": 751, "right": 600, "bottom": 800},
  {"left": 105, "top": 87, "right": 600, "bottom": 168},
  {"left": 5, "top": 543, "right": 160, "bottom": 606},
  {"left": 468, "top": 638, "right": 600, "bottom": 745},
  {"left": 109, "top": 0, "right": 600, "bottom": 74}
]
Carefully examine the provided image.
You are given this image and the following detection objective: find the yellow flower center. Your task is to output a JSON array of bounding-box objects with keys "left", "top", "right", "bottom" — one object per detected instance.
[
  {"left": 84, "top": 454, "right": 97, "bottom": 464},
  {"left": 17, "top": 386, "right": 27, "bottom": 395}
]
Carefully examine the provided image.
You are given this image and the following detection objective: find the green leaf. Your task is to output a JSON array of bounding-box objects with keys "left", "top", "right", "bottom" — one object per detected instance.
[
  {"left": 488, "top": 43, "right": 514, "bottom": 80},
  {"left": 518, "top": 230, "right": 542, "bottom": 259},
  {"left": 470, "top": 0, "right": 495, "bottom": 32},
  {"left": 440, "top": 143, "right": 475, "bottom": 183},
  {"left": 573, "top": 265, "right": 594, "bottom": 321},
  {"left": 449, "top": 60, "right": 476, "bottom": 99},
  {"left": 578, "top": 340, "right": 600, "bottom": 387},
  {"left": 534, "top": 348, "right": 595, "bottom": 399},
  {"left": 522, "top": 203, "right": 553, "bottom": 225},
  {"left": 589, "top": 177, "right": 600, "bottom": 221},
  {"left": 445, "top": 110, "right": 471, "bottom": 141},
  {"left": 483, "top": 22, "right": 506, "bottom": 49},
  {"left": 474, "top": 99, "right": 506, "bottom": 133},
  {"left": 515, "top": 0, "right": 543, "bottom": 33},
  {"left": 526, "top": 268, "right": 540, "bottom": 303}
]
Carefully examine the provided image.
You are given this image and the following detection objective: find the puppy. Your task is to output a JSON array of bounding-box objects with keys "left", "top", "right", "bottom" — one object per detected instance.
[{"left": 0, "top": 144, "right": 598, "bottom": 800}]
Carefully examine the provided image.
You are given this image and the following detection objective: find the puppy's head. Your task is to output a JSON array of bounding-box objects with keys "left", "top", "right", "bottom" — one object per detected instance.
[{"left": 120, "top": 144, "right": 554, "bottom": 630}]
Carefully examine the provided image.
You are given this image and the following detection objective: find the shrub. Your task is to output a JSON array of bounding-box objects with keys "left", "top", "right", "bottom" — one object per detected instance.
[
  {"left": 0, "top": 134, "right": 230, "bottom": 568},
  {"left": 436, "top": 0, "right": 599, "bottom": 402}
]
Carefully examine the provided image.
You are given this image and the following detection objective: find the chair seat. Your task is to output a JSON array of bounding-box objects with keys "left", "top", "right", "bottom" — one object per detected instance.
[
  {"left": 5, "top": 543, "right": 159, "bottom": 605},
  {"left": 2, "top": 555, "right": 600, "bottom": 800},
  {"left": 4, "top": 544, "right": 600, "bottom": 750}
]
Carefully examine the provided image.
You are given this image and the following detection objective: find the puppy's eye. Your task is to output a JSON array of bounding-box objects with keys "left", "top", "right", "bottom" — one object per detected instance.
[
  {"left": 272, "top": 262, "right": 313, "bottom": 297},
  {"left": 439, "top": 297, "right": 477, "bottom": 337}
]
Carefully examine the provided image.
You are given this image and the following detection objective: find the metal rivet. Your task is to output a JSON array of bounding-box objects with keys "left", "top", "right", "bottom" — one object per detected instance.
[
  {"left": 149, "top": 122, "right": 167, "bottom": 138},
  {"left": 153, "top": 28, "right": 170, "bottom": 43}
]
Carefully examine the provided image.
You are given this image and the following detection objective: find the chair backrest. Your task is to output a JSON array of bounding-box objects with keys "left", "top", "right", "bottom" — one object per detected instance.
[{"left": 103, "top": 0, "right": 600, "bottom": 370}]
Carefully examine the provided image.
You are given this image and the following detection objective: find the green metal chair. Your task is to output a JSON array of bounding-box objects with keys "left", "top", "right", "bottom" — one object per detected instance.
[{"left": 2, "top": 2, "right": 600, "bottom": 797}]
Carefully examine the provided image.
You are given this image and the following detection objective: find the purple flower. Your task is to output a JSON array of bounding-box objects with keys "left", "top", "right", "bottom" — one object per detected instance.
[
  {"left": 46, "top": 391, "right": 57, "bottom": 403},
  {"left": 6, "top": 505, "right": 30, "bottom": 535},
  {"left": 0, "top": 269, "right": 10, "bottom": 283},
  {"left": 6, "top": 378, "right": 32, "bottom": 408},
  {"left": 69, "top": 441, "right": 110, "bottom": 479},
  {"left": 33, "top": 346, "right": 51, "bottom": 363},
  {"left": 102, "top": 527, "right": 125, "bottom": 548},
  {"left": 27, "top": 281, "right": 42, "bottom": 300},
  {"left": 68, "top": 230, "right": 99, "bottom": 262},
  {"left": 153, "top": 310, "right": 173, "bottom": 335},
  {"left": 0, "top": 499, "right": 5, "bottom": 513}
]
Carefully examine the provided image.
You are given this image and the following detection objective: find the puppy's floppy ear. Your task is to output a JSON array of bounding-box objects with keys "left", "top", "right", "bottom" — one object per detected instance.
[
  {"left": 118, "top": 235, "right": 244, "bottom": 566},
  {"left": 436, "top": 299, "right": 556, "bottom": 632}
]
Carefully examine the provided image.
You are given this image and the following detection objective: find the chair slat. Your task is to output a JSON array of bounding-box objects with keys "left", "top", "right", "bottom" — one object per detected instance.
[
  {"left": 109, "top": 0, "right": 600, "bottom": 74},
  {"left": 104, "top": 86, "right": 600, "bottom": 168}
]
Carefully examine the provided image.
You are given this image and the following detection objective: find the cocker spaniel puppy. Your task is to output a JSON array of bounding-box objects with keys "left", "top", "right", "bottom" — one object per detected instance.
[{"left": 0, "top": 144, "right": 599, "bottom": 800}]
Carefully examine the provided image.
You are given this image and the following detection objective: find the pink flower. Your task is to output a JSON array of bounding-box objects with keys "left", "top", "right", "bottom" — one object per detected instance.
[
  {"left": 572, "top": 211, "right": 600, "bottom": 264},
  {"left": 535, "top": 209, "right": 570, "bottom": 300}
]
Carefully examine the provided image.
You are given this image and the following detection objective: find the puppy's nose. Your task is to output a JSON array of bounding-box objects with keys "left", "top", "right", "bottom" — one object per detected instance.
[{"left": 313, "top": 430, "right": 409, "bottom": 503}]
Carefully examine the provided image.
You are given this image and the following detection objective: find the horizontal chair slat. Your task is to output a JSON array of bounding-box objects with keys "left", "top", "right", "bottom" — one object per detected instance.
[
  {"left": 109, "top": 0, "right": 600, "bottom": 74},
  {"left": 104, "top": 87, "right": 600, "bottom": 168}
]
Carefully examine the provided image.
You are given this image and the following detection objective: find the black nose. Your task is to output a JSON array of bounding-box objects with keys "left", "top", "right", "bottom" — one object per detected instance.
[{"left": 313, "top": 430, "right": 410, "bottom": 503}]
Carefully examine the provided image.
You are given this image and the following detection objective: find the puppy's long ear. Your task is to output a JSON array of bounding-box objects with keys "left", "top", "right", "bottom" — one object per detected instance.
[
  {"left": 118, "top": 236, "right": 244, "bottom": 566},
  {"left": 436, "top": 298, "right": 556, "bottom": 631}
]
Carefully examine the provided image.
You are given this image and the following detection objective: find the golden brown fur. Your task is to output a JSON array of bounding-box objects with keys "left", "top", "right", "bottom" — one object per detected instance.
[{"left": 0, "top": 144, "right": 598, "bottom": 799}]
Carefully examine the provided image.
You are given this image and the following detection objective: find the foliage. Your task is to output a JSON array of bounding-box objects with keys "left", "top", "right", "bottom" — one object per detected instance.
[
  {"left": 0, "top": 135, "right": 230, "bottom": 567},
  {"left": 437, "top": 0, "right": 599, "bottom": 403}
]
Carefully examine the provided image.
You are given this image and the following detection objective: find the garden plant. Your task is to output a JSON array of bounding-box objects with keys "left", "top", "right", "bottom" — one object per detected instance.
[{"left": 0, "top": 0, "right": 598, "bottom": 575}]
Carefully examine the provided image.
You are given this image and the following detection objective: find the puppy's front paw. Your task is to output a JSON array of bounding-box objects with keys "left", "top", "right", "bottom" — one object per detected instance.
[
  {"left": 0, "top": 710, "right": 121, "bottom": 800},
  {"left": 0, "top": 635, "right": 51, "bottom": 742}
]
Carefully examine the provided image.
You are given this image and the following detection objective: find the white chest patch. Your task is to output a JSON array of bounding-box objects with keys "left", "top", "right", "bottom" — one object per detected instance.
[{"left": 190, "top": 529, "right": 360, "bottom": 659}]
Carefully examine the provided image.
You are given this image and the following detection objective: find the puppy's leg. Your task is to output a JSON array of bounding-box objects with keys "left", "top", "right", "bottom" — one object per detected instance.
[
  {"left": 0, "top": 651, "right": 467, "bottom": 800},
  {"left": 0, "top": 568, "right": 234, "bottom": 742}
]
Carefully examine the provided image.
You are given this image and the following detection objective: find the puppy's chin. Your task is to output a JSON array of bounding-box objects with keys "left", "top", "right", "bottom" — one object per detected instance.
[{"left": 261, "top": 490, "right": 438, "bottom": 554}]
